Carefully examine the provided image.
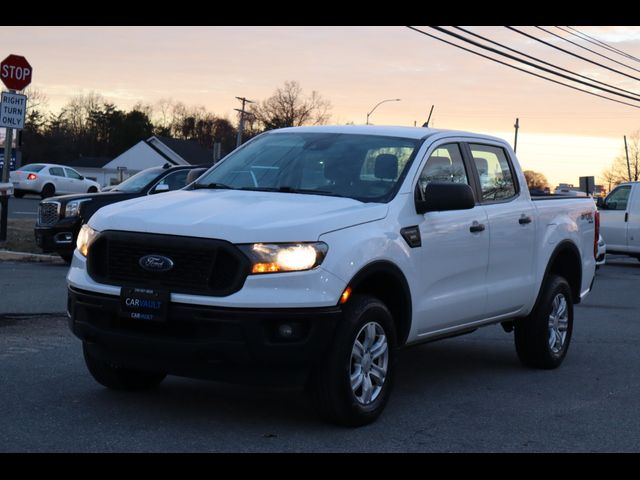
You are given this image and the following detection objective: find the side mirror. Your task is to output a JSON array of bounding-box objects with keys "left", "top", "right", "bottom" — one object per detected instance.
[
  {"left": 152, "top": 184, "right": 170, "bottom": 194},
  {"left": 596, "top": 197, "right": 604, "bottom": 208},
  {"left": 79, "top": 175, "right": 85, "bottom": 180},
  {"left": 415, "top": 182, "right": 475, "bottom": 214}
]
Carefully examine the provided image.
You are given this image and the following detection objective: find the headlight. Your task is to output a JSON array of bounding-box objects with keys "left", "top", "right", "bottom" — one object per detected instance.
[
  {"left": 76, "top": 225, "right": 99, "bottom": 257},
  {"left": 65, "top": 199, "right": 90, "bottom": 218},
  {"left": 238, "top": 242, "right": 328, "bottom": 274}
]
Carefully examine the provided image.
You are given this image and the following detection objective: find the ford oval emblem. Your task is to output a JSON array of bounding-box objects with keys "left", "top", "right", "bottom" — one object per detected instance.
[{"left": 139, "top": 254, "right": 174, "bottom": 272}]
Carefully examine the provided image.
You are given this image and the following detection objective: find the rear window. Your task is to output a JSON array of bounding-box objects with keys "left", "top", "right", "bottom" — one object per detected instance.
[{"left": 21, "top": 164, "right": 45, "bottom": 172}]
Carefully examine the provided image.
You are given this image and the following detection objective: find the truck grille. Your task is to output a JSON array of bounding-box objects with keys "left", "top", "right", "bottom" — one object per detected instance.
[
  {"left": 87, "top": 231, "right": 251, "bottom": 296},
  {"left": 38, "top": 202, "right": 60, "bottom": 226}
]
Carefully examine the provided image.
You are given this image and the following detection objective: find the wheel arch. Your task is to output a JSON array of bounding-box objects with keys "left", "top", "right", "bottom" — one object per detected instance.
[
  {"left": 536, "top": 241, "right": 583, "bottom": 308},
  {"left": 345, "top": 260, "right": 412, "bottom": 346}
]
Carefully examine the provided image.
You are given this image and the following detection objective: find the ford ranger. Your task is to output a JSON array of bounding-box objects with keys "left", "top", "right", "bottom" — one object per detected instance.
[{"left": 66, "top": 126, "right": 598, "bottom": 426}]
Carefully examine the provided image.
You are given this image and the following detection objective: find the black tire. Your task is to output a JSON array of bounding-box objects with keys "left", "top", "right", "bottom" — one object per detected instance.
[
  {"left": 60, "top": 253, "right": 73, "bottom": 264},
  {"left": 13, "top": 189, "right": 25, "bottom": 198},
  {"left": 83, "top": 342, "right": 166, "bottom": 390},
  {"left": 41, "top": 183, "right": 55, "bottom": 199},
  {"left": 87, "top": 186, "right": 98, "bottom": 193},
  {"left": 514, "top": 275, "right": 573, "bottom": 369},
  {"left": 309, "top": 294, "right": 397, "bottom": 427}
]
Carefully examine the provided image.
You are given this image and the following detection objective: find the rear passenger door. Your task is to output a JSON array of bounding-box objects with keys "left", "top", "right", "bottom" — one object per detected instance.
[
  {"left": 466, "top": 142, "right": 536, "bottom": 317},
  {"left": 47, "top": 166, "right": 69, "bottom": 194},
  {"left": 413, "top": 142, "right": 490, "bottom": 335}
]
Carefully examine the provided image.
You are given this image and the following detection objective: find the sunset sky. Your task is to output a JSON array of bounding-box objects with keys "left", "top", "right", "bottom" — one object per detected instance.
[{"left": 1, "top": 26, "right": 639, "bottom": 188}]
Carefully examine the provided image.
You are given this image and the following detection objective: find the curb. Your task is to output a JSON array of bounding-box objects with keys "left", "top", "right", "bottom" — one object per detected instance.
[{"left": 0, "top": 249, "right": 66, "bottom": 264}]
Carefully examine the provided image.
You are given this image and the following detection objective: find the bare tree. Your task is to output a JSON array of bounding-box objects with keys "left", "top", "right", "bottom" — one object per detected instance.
[
  {"left": 523, "top": 170, "right": 549, "bottom": 190},
  {"left": 60, "top": 92, "right": 105, "bottom": 137},
  {"left": 600, "top": 130, "right": 640, "bottom": 187},
  {"left": 250, "top": 81, "right": 331, "bottom": 131}
]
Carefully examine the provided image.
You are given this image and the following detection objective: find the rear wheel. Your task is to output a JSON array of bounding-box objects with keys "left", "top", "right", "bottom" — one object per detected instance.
[
  {"left": 83, "top": 343, "right": 166, "bottom": 390},
  {"left": 60, "top": 253, "right": 73, "bottom": 264},
  {"left": 309, "top": 295, "right": 397, "bottom": 426},
  {"left": 41, "top": 183, "right": 55, "bottom": 199},
  {"left": 13, "top": 189, "right": 25, "bottom": 198},
  {"left": 514, "top": 275, "right": 573, "bottom": 369}
]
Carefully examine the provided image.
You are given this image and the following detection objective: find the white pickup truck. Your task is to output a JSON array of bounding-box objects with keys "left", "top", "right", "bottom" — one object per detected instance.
[
  {"left": 598, "top": 182, "right": 640, "bottom": 260},
  {"left": 67, "top": 126, "right": 598, "bottom": 426}
]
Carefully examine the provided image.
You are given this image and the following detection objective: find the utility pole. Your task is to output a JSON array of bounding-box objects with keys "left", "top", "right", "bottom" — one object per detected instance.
[
  {"left": 513, "top": 118, "right": 520, "bottom": 153},
  {"left": 624, "top": 135, "right": 632, "bottom": 181},
  {"left": 235, "top": 96, "right": 255, "bottom": 148}
]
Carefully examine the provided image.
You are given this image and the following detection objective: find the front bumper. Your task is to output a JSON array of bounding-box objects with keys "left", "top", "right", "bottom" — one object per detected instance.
[
  {"left": 34, "top": 218, "right": 80, "bottom": 254},
  {"left": 68, "top": 286, "right": 342, "bottom": 386}
]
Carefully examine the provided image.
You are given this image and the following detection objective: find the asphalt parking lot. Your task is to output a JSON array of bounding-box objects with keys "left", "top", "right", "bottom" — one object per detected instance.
[
  {"left": 6, "top": 196, "right": 39, "bottom": 219},
  {"left": 1, "top": 256, "right": 639, "bottom": 452}
]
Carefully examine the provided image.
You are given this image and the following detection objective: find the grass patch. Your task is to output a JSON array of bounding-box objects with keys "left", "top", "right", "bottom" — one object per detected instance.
[{"left": 0, "top": 218, "right": 40, "bottom": 254}]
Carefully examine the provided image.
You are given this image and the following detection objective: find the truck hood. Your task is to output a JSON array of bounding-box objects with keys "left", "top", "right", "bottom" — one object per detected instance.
[{"left": 89, "top": 189, "right": 388, "bottom": 243}]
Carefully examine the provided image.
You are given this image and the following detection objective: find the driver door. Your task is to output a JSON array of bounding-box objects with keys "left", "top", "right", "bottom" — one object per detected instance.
[{"left": 600, "top": 185, "right": 632, "bottom": 251}]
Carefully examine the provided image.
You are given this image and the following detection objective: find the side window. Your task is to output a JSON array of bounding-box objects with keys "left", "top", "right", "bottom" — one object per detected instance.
[
  {"left": 605, "top": 186, "right": 631, "bottom": 211},
  {"left": 64, "top": 168, "right": 82, "bottom": 180},
  {"left": 155, "top": 170, "right": 190, "bottom": 191},
  {"left": 48, "top": 167, "right": 65, "bottom": 177},
  {"left": 418, "top": 143, "right": 469, "bottom": 195},
  {"left": 469, "top": 144, "right": 517, "bottom": 202}
]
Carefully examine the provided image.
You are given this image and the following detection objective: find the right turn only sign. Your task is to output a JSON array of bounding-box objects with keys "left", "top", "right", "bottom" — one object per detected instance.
[{"left": 0, "top": 91, "right": 27, "bottom": 129}]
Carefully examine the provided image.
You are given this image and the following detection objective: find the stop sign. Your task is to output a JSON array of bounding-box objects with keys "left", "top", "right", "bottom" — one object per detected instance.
[{"left": 1, "top": 55, "right": 32, "bottom": 91}]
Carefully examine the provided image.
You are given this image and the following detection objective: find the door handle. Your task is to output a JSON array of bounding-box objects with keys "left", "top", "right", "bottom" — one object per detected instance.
[
  {"left": 519, "top": 216, "right": 532, "bottom": 225},
  {"left": 469, "top": 222, "right": 485, "bottom": 233}
]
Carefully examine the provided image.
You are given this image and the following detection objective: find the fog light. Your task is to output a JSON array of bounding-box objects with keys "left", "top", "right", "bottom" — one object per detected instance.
[{"left": 278, "top": 323, "right": 295, "bottom": 338}]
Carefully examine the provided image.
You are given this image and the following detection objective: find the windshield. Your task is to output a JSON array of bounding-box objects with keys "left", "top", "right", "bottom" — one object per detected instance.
[
  {"left": 21, "top": 164, "right": 45, "bottom": 172},
  {"left": 194, "top": 132, "right": 421, "bottom": 202},
  {"left": 112, "top": 168, "right": 164, "bottom": 193}
]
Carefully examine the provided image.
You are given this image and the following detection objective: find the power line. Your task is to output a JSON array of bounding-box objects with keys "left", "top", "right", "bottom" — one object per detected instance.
[
  {"left": 405, "top": 26, "right": 640, "bottom": 110},
  {"left": 506, "top": 26, "right": 640, "bottom": 83},
  {"left": 452, "top": 26, "right": 640, "bottom": 101},
  {"left": 535, "top": 26, "right": 640, "bottom": 74},
  {"left": 560, "top": 26, "right": 640, "bottom": 64},
  {"left": 429, "top": 26, "right": 640, "bottom": 103}
]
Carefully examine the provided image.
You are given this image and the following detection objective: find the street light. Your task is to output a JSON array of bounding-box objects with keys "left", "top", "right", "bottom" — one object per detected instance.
[{"left": 366, "top": 98, "right": 401, "bottom": 125}]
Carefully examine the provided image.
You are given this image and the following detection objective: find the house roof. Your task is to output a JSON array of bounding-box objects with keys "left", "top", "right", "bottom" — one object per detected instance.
[{"left": 152, "top": 136, "right": 213, "bottom": 165}]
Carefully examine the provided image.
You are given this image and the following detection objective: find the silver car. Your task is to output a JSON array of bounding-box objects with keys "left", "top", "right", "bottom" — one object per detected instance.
[{"left": 10, "top": 163, "right": 101, "bottom": 198}]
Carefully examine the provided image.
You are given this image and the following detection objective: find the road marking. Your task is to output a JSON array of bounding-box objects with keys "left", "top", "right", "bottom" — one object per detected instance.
[{"left": 13, "top": 211, "right": 36, "bottom": 215}]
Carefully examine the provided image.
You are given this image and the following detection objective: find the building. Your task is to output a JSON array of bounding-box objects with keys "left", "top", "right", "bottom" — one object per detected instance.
[{"left": 102, "top": 136, "right": 214, "bottom": 185}]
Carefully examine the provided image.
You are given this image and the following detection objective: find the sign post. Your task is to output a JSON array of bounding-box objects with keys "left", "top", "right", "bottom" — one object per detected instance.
[{"left": 0, "top": 54, "right": 32, "bottom": 242}]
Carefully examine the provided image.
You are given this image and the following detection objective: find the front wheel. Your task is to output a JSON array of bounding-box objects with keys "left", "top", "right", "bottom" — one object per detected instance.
[
  {"left": 87, "top": 186, "right": 98, "bottom": 193},
  {"left": 514, "top": 275, "right": 573, "bottom": 369},
  {"left": 309, "top": 295, "right": 397, "bottom": 427},
  {"left": 83, "top": 343, "right": 166, "bottom": 390}
]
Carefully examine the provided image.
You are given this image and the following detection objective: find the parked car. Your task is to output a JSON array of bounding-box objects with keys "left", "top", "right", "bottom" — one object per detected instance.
[
  {"left": 10, "top": 163, "right": 101, "bottom": 198},
  {"left": 35, "top": 164, "right": 208, "bottom": 263},
  {"left": 67, "top": 126, "right": 598, "bottom": 426},
  {"left": 598, "top": 182, "right": 640, "bottom": 261}
]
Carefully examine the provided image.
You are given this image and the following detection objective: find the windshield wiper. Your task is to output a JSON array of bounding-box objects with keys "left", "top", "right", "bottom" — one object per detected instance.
[
  {"left": 239, "top": 186, "right": 345, "bottom": 197},
  {"left": 192, "top": 182, "right": 233, "bottom": 190}
]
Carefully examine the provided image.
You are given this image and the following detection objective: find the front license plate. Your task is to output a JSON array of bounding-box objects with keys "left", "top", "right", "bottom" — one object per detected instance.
[{"left": 120, "top": 287, "right": 169, "bottom": 322}]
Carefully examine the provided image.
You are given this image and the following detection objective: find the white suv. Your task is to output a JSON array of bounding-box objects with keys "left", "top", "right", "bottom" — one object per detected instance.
[{"left": 10, "top": 163, "right": 101, "bottom": 198}]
